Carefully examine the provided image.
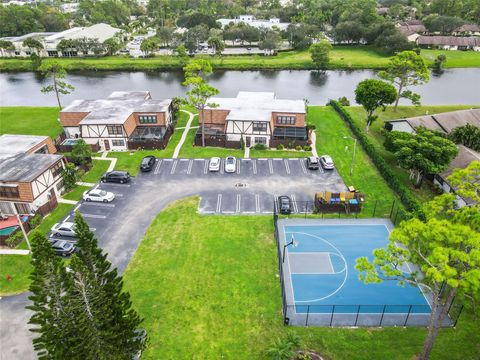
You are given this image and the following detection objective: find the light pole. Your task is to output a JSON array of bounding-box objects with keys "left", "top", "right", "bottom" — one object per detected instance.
[{"left": 343, "top": 136, "right": 357, "bottom": 177}]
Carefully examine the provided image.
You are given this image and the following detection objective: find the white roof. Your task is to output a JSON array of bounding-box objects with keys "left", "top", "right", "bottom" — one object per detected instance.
[
  {"left": 206, "top": 91, "right": 305, "bottom": 122},
  {"left": 44, "top": 23, "right": 120, "bottom": 43},
  {"left": 0, "top": 134, "right": 48, "bottom": 155}
]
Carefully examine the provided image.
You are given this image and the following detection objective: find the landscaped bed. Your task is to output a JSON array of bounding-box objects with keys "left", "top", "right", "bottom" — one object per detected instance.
[{"left": 122, "top": 197, "right": 480, "bottom": 359}]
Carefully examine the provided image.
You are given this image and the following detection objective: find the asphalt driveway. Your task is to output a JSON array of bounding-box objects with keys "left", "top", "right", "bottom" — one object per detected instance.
[{"left": 0, "top": 157, "right": 346, "bottom": 359}]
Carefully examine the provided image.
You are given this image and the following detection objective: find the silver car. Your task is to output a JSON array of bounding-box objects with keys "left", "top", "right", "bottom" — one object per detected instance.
[
  {"left": 51, "top": 222, "right": 77, "bottom": 237},
  {"left": 320, "top": 155, "right": 335, "bottom": 170},
  {"left": 224, "top": 156, "right": 237, "bottom": 173},
  {"left": 83, "top": 189, "right": 115, "bottom": 203},
  {"left": 209, "top": 157, "right": 221, "bottom": 172}
]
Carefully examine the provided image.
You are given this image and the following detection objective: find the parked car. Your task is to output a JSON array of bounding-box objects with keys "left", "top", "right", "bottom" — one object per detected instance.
[
  {"left": 83, "top": 189, "right": 115, "bottom": 203},
  {"left": 224, "top": 156, "right": 237, "bottom": 173},
  {"left": 306, "top": 156, "right": 320, "bottom": 170},
  {"left": 51, "top": 222, "right": 77, "bottom": 237},
  {"left": 209, "top": 157, "right": 221, "bottom": 172},
  {"left": 140, "top": 156, "right": 156, "bottom": 172},
  {"left": 278, "top": 196, "right": 292, "bottom": 215},
  {"left": 51, "top": 240, "right": 76, "bottom": 257},
  {"left": 101, "top": 171, "right": 130, "bottom": 184},
  {"left": 320, "top": 155, "right": 335, "bottom": 170}
]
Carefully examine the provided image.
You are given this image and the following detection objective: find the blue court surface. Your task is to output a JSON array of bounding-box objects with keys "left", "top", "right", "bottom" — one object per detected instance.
[{"left": 278, "top": 219, "right": 431, "bottom": 323}]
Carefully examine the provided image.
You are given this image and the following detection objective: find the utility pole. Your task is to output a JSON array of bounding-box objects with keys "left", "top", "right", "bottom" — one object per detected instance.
[{"left": 11, "top": 203, "right": 31, "bottom": 251}]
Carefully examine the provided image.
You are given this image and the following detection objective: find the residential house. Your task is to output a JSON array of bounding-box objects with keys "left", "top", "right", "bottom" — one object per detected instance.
[
  {"left": 416, "top": 35, "right": 480, "bottom": 51},
  {"left": 218, "top": 15, "right": 290, "bottom": 31},
  {"left": 398, "top": 22, "right": 427, "bottom": 42},
  {"left": 453, "top": 24, "right": 480, "bottom": 37},
  {"left": 198, "top": 92, "right": 308, "bottom": 148},
  {"left": 0, "top": 23, "right": 120, "bottom": 57},
  {"left": 384, "top": 109, "right": 480, "bottom": 206},
  {"left": 60, "top": 91, "right": 174, "bottom": 151},
  {"left": 0, "top": 135, "right": 65, "bottom": 216}
]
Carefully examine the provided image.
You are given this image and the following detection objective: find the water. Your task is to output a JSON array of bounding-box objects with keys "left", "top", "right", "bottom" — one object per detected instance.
[{"left": 1, "top": 69, "right": 479, "bottom": 106}]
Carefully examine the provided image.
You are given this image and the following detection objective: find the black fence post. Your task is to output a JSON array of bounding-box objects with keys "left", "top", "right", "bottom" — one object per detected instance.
[
  {"left": 404, "top": 305, "right": 412, "bottom": 326},
  {"left": 379, "top": 305, "right": 386, "bottom": 326},
  {"left": 389, "top": 199, "right": 396, "bottom": 218},
  {"left": 372, "top": 200, "right": 378, "bottom": 217},
  {"left": 305, "top": 305, "right": 310, "bottom": 326},
  {"left": 329, "top": 305, "right": 335, "bottom": 326},
  {"left": 355, "top": 305, "right": 361, "bottom": 326}
]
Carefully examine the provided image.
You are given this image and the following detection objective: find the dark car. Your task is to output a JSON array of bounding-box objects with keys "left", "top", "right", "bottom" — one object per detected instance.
[
  {"left": 101, "top": 171, "right": 130, "bottom": 184},
  {"left": 306, "top": 156, "right": 320, "bottom": 170},
  {"left": 278, "top": 196, "right": 292, "bottom": 215},
  {"left": 51, "top": 240, "right": 75, "bottom": 257},
  {"left": 140, "top": 156, "right": 156, "bottom": 172}
]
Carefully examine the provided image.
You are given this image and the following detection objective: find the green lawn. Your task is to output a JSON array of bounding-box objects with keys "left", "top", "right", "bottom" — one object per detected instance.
[
  {"left": 308, "top": 106, "right": 398, "bottom": 217},
  {"left": 0, "top": 255, "right": 32, "bottom": 296},
  {"left": 110, "top": 150, "right": 167, "bottom": 175},
  {"left": 32, "top": 203, "right": 74, "bottom": 239},
  {"left": 80, "top": 159, "right": 110, "bottom": 183},
  {"left": 0, "top": 107, "right": 61, "bottom": 138},
  {"left": 62, "top": 185, "right": 90, "bottom": 201},
  {"left": 250, "top": 148, "right": 312, "bottom": 158},
  {"left": 345, "top": 105, "right": 478, "bottom": 202},
  {"left": 123, "top": 197, "right": 480, "bottom": 360},
  {"left": 2, "top": 47, "right": 478, "bottom": 72}
]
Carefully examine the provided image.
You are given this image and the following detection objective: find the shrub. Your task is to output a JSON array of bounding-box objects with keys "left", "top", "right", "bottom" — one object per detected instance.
[
  {"left": 295, "top": 145, "right": 303, "bottom": 151},
  {"left": 6, "top": 231, "right": 24, "bottom": 248},
  {"left": 253, "top": 143, "right": 267, "bottom": 150},
  {"left": 307, "top": 123, "right": 316, "bottom": 131},
  {"left": 303, "top": 145, "right": 312, "bottom": 151},
  {"left": 328, "top": 100, "right": 423, "bottom": 218},
  {"left": 28, "top": 214, "right": 43, "bottom": 229},
  {"left": 277, "top": 144, "right": 285, "bottom": 150},
  {"left": 240, "top": 136, "right": 245, "bottom": 150},
  {"left": 337, "top": 96, "right": 350, "bottom": 106}
]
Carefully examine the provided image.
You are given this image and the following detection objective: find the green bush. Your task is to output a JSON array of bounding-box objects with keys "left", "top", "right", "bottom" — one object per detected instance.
[
  {"left": 303, "top": 145, "right": 312, "bottom": 151},
  {"left": 6, "top": 231, "right": 24, "bottom": 248},
  {"left": 329, "top": 100, "right": 423, "bottom": 217},
  {"left": 253, "top": 143, "right": 267, "bottom": 150},
  {"left": 306, "top": 123, "right": 316, "bottom": 131},
  {"left": 28, "top": 214, "right": 43, "bottom": 229},
  {"left": 276, "top": 144, "right": 285, "bottom": 150},
  {"left": 295, "top": 145, "right": 303, "bottom": 151}
]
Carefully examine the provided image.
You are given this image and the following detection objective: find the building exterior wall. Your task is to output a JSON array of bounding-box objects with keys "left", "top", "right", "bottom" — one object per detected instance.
[
  {"left": 200, "top": 109, "right": 230, "bottom": 125},
  {"left": 27, "top": 137, "right": 57, "bottom": 154},
  {"left": 388, "top": 121, "right": 415, "bottom": 133},
  {"left": 80, "top": 124, "right": 128, "bottom": 151},
  {"left": 60, "top": 112, "right": 90, "bottom": 127},
  {"left": 271, "top": 112, "right": 306, "bottom": 128},
  {"left": 132, "top": 112, "right": 167, "bottom": 127},
  {"left": 124, "top": 114, "right": 137, "bottom": 137}
]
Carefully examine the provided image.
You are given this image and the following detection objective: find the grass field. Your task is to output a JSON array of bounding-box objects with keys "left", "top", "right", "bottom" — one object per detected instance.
[
  {"left": 62, "top": 185, "right": 90, "bottom": 201},
  {"left": 2, "top": 47, "right": 478, "bottom": 72},
  {"left": 308, "top": 106, "right": 398, "bottom": 217},
  {"left": 345, "top": 105, "right": 478, "bottom": 202},
  {"left": 0, "top": 107, "right": 61, "bottom": 138},
  {"left": 80, "top": 159, "right": 110, "bottom": 183},
  {"left": 123, "top": 197, "right": 480, "bottom": 360},
  {"left": 250, "top": 148, "right": 312, "bottom": 158},
  {"left": 0, "top": 255, "right": 32, "bottom": 296}
]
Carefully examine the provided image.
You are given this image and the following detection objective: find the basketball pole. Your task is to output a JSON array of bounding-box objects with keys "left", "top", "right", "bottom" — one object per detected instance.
[{"left": 282, "top": 235, "right": 295, "bottom": 264}]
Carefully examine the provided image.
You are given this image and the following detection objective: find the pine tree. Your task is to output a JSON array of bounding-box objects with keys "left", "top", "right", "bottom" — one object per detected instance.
[
  {"left": 27, "top": 231, "right": 73, "bottom": 359},
  {"left": 67, "top": 212, "right": 145, "bottom": 359}
]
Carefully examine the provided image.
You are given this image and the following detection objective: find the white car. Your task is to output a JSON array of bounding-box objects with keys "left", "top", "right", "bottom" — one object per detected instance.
[
  {"left": 209, "top": 157, "right": 221, "bottom": 172},
  {"left": 83, "top": 189, "right": 115, "bottom": 203},
  {"left": 320, "top": 155, "right": 335, "bottom": 170},
  {"left": 224, "top": 156, "right": 237, "bottom": 173},
  {"left": 51, "top": 222, "right": 77, "bottom": 237}
]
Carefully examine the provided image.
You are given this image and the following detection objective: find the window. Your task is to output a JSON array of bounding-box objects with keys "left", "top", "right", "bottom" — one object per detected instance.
[
  {"left": 15, "top": 203, "right": 31, "bottom": 214},
  {"left": 111, "top": 140, "right": 125, "bottom": 147},
  {"left": 56, "top": 179, "right": 64, "bottom": 192},
  {"left": 107, "top": 125, "right": 123, "bottom": 135},
  {"left": 276, "top": 115, "right": 296, "bottom": 125},
  {"left": 138, "top": 115, "right": 157, "bottom": 124},
  {"left": 0, "top": 186, "right": 19, "bottom": 199},
  {"left": 254, "top": 137, "right": 267, "bottom": 145},
  {"left": 15, "top": 51, "right": 20, "bottom": 56},
  {"left": 52, "top": 162, "right": 63, "bottom": 178},
  {"left": 25, "top": 51, "right": 31, "bottom": 56},
  {"left": 47, "top": 51, "right": 58, "bottom": 57},
  {"left": 252, "top": 122, "right": 267, "bottom": 132}
]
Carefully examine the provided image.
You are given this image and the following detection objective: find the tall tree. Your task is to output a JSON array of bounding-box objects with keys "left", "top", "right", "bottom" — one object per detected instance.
[
  {"left": 309, "top": 40, "right": 333, "bottom": 71},
  {"left": 207, "top": 36, "right": 225, "bottom": 56},
  {"left": 258, "top": 30, "right": 282, "bottom": 55},
  {"left": 140, "top": 37, "right": 159, "bottom": 56},
  {"left": 157, "top": 26, "right": 174, "bottom": 47},
  {"left": 384, "top": 127, "right": 458, "bottom": 187},
  {"left": 182, "top": 59, "right": 219, "bottom": 147},
  {"left": 447, "top": 160, "right": 480, "bottom": 202},
  {"left": 22, "top": 38, "right": 44, "bottom": 55},
  {"left": 39, "top": 62, "right": 75, "bottom": 109},
  {"left": 356, "top": 196, "right": 480, "bottom": 360},
  {"left": 448, "top": 124, "right": 480, "bottom": 151},
  {"left": 27, "top": 231, "right": 73, "bottom": 358},
  {"left": 354, "top": 79, "right": 397, "bottom": 132},
  {"left": 0, "top": 40, "right": 14, "bottom": 56},
  {"left": 379, "top": 51, "right": 430, "bottom": 112},
  {"left": 103, "top": 37, "right": 122, "bottom": 56}
]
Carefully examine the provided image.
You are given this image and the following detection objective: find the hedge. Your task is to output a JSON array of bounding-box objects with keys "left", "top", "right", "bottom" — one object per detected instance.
[{"left": 329, "top": 100, "right": 424, "bottom": 218}]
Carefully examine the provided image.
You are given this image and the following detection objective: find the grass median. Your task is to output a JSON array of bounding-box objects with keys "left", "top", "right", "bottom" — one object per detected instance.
[{"left": 123, "top": 197, "right": 480, "bottom": 359}]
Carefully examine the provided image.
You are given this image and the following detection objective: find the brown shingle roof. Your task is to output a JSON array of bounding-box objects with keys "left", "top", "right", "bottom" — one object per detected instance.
[
  {"left": 417, "top": 36, "right": 479, "bottom": 46},
  {"left": 455, "top": 24, "right": 480, "bottom": 33}
]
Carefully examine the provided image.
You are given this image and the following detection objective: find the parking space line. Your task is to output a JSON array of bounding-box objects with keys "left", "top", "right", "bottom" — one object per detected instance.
[
  {"left": 74, "top": 204, "right": 81, "bottom": 212},
  {"left": 216, "top": 194, "right": 222, "bottom": 213},
  {"left": 81, "top": 213, "right": 107, "bottom": 219},
  {"left": 268, "top": 159, "right": 273, "bottom": 174},
  {"left": 291, "top": 194, "right": 299, "bottom": 213},
  {"left": 274, "top": 158, "right": 282, "bottom": 161},
  {"left": 255, "top": 194, "right": 260, "bottom": 213},
  {"left": 284, "top": 159, "right": 291, "bottom": 174},
  {"left": 154, "top": 159, "right": 162, "bottom": 174},
  {"left": 300, "top": 159, "right": 307, "bottom": 174},
  {"left": 194, "top": 158, "right": 204, "bottom": 161},
  {"left": 187, "top": 159, "right": 193, "bottom": 174},
  {"left": 180, "top": 158, "right": 189, "bottom": 161},
  {"left": 170, "top": 160, "right": 178, "bottom": 174},
  {"left": 222, "top": 211, "right": 234, "bottom": 214},
  {"left": 204, "top": 160, "right": 208, "bottom": 174},
  {"left": 82, "top": 202, "right": 115, "bottom": 208},
  {"left": 253, "top": 159, "right": 257, "bottom": 174},
  {"left": 236, "top": 194, "right": 241, "bottom": 213},
  {"left": 237, "top": 161, "right": 241, "bottom": 174},
  {"left": 64, "top": 215, "right": 71, "bottom": 221},
  {"left": 164, "top": 159, "right": 173, "bottom": 162}
]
